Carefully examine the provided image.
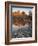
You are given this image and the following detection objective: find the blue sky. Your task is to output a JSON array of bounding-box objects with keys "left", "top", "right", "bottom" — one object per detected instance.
[{"left": 12, "top": 7, "right": 32, "bottom": 12}]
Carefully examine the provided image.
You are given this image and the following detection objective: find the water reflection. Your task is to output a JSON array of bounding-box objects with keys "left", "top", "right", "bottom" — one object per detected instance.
[{"left": 11, "top": 23, "right": 32, "bottom": 38}]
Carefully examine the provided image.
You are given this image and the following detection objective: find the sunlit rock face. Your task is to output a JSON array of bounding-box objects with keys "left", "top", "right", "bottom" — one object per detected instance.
[{"left": 12, "top": 10, "right": 32, "bottom": 26}]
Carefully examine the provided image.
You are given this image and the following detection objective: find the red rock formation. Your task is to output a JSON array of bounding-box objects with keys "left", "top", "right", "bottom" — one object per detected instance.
[
  {"left": 12, "top": 10, "right": 31, "bottom": 26},
  {"left": 12, "top": 10, "right": 26, "bottom": 16}
]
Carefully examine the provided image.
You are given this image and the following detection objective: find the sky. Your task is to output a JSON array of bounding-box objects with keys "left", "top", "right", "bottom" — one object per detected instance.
[
  {"left": 12, "top": 7, "right": 32, "bottom": 12},
  {"left": 12, "top": 7, "right": 32, "bottom": 15}
]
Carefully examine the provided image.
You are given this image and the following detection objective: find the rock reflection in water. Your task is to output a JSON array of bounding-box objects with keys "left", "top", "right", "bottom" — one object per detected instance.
[{"left": 11, "top": 23, "right": 32, "bottom": 38}]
